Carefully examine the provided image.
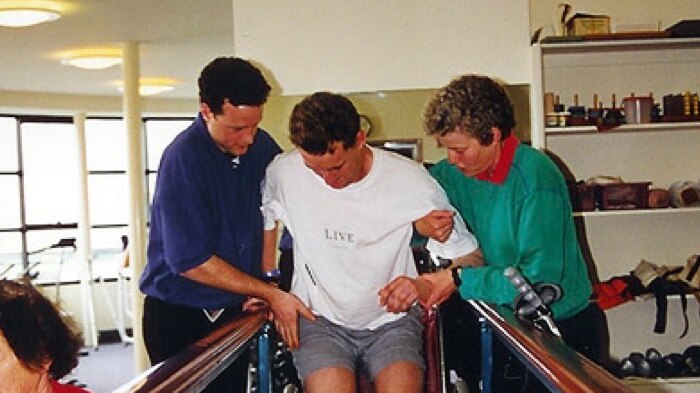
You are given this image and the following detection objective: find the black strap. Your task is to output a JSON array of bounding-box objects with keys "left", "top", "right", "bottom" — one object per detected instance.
[
  {"left": 685, "top": 255, "right": 700, "bottom": 283},
  {"left": 679, "top": 292, "right": 689, "bottom": 339},
  {"left": 647, "top": 277, "right": 667, "bottom": 333},
  {"left": 653, "top": 287, "right": 668, "bottom": 334},
  {"left": 650, "top": 273, "right": 691, "bottom": 336},
  {"left": 692, "top": 255, "right": 700, "bottom": 323}
]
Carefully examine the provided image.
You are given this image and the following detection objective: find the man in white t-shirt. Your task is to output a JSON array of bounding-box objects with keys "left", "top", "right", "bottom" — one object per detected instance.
[{"left": 262, "top": 92, "right": 483, "bottom": 393}]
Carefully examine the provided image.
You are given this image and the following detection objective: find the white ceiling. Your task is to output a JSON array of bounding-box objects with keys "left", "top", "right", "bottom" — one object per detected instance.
[{"left": 0, "top": 0, "right": 234, "bottom": 99}]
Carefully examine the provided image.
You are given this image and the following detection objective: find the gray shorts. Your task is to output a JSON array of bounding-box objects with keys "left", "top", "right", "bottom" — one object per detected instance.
[{"left": 292, "top": 306, "right": 425, "bottom": 382}]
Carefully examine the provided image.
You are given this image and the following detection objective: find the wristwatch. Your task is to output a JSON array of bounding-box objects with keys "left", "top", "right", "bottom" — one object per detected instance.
[
  {"left": 451, "top": 266, "right": 463, "bottom": 287},
  {"left": 263, "top": 269, "right": 280, "bottom": 284}
]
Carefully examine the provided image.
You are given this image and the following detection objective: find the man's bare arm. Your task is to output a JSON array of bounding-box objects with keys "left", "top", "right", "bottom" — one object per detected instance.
[
  {"left": 181, "top": 255, "right": 314, "bottom": 349},
  {"left": 262, "top": 226, "right": 279, "bottom": 273},
  {"left": 181, "top": 255, "right": 276, "bottom": 300}
]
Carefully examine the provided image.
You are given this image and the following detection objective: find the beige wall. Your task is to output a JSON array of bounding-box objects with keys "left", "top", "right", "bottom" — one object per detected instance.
[
  {"left": 262, "top": 84, "right": 530, "bottom": 163},
  {"left": 262, "top": 89, "right": 439, "bottom": 158},
  {"left": 0, "top": 90, "right": 197, "bottom": 117}
]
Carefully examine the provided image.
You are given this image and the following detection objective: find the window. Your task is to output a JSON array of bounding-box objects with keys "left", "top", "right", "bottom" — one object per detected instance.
[
  {"left": 85, "top": 118, "right": 129, "bottom": 257},
  {"left": 0, "top": 117, "right": 21, "bottom": 277},
  {"left": 22, "top": 120, "right": 79, "bottom": 225},
  {"left": 0, "top": 118, "right": 20, "bottom": 231},
  {"left": 18, "top": 118, "right": 79, "bottom": 281},
  {"left": 0, "top": 176, "right": 21, "bottom": 230},
  {"left": 0, "top": 117, "right": 17, "bottom": 170},
  {"left": 86, "top": 119, "right": 127, "bottom": 171},
  {"left": 0, "top": 232, "right": 22, "bottom": 279},
  {"left": 145, "top": 118, "right": 190, "bottom": 203},
  {"left": 0, "top": 114, "right": 191, "bottom": 280}
]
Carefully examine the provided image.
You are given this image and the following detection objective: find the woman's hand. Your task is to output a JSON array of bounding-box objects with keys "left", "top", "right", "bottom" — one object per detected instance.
[
  {"left": 414, "top": 210, "right": 454, "bottom": 242},
  {"left": 417, "top": 269, "right": 457, "bottom": 308}
]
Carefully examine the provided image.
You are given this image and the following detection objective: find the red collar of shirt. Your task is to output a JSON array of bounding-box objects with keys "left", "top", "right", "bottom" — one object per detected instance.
[
  {"left": 474, "top": 134, "right": 519, "bottom": 184},
  {"left": 51, "top": 379, "right": 89, "bottom": 393}
]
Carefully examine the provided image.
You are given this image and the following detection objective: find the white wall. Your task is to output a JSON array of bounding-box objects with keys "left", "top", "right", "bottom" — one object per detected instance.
[{"left": 232, "top": 0, "right": 531, "bottom": 95}]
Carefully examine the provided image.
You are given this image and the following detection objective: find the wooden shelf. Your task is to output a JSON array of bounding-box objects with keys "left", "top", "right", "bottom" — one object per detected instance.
[
  {"left": 546, "top": 121, "right": 700, "bottom": 136},
  {"left": 573, "top": 207, "right": 700, "bottom": 218},
  {"left": 540, "top": 37, "right": 700, "bottom": 54}
]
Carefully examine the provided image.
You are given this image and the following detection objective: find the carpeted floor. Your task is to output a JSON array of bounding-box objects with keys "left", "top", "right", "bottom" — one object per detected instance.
[{"left": 65, "top": 342, "right": 136, "bottom": 392}]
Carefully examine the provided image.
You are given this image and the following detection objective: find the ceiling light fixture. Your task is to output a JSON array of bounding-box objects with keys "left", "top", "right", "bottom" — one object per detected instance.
[
  {"left": 0, "top": 1, "right": 61, "bottom": 28},
  {"left": 59, "top": 48, "right": 123, "bottom": 70},
  {"left": 62, "top": 56, "right": 122, "bottom": 70},
  {"left": 115, "top": 77, "right": 177, "bottom": 96}
]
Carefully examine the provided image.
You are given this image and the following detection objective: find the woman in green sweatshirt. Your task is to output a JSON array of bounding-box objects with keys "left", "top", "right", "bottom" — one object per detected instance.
[{"left": 419, "top": 74, "right": 609, "bottom": 392}]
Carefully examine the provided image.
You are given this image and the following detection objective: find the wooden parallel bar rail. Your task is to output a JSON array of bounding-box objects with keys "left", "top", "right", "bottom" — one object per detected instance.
[
  {"left": 114, "top": 311, "right": 267, "bottom": 393},
  {"left": 468, "top": 300, "right": 633, "bottom": 393},
  {"left": 115, "top": 301, "right": 631, "bottom": 393}
]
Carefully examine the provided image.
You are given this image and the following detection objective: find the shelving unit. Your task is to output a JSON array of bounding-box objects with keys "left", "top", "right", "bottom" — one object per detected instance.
[{"left": 531, "top": 38, "right": 700, "bottom": 393}]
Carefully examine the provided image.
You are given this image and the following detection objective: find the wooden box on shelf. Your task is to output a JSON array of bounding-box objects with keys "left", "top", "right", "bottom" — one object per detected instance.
[
  {"left": 598, "top": 182, "right": 652, "bottom": 210},
  {"left": 566, "top": 14, "right": 611, "bottom": 36},
  {"left": 568, "top": 181, "right": 596, "bottom": 211}
]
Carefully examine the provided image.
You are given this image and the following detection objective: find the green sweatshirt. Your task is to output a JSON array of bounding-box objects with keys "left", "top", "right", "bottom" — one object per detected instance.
[{"left": 430, "top": 140, "right": 591, "bottom": 320}]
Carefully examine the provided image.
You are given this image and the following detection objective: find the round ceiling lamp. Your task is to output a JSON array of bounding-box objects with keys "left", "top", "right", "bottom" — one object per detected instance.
[
  {"left": 59, "top": 48, "right": 123, "bottom": 70},
  {"left": 0, "top": 2, "right": 61, "bottom": 27},
  {"left": 115, "top": 77, "right": 177, "bottom": 96},
  {"left": 62, "top": 56, "right": 122, "bottom": 70}
]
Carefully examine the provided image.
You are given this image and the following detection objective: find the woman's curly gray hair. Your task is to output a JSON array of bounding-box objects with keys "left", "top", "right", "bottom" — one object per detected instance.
[{"left": 423, "top": 74, "right": 515, "bottom": 146}]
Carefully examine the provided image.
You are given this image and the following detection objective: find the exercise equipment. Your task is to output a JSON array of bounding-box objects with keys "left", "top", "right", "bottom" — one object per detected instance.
[
  {"left": 0, "top": 263, "right": 15, "bottom": 279},
  {"left": 617, "top": 346, "right": 700, "bottom": 378},
  {"left": 504, "top": 267, "right": 562, "bottom": 337},
  {"left": 27, "top": 238, "right": 76, "bottom": 304},
  {"left": 95, "top": 236, "right": 133, "bottom": 344}
]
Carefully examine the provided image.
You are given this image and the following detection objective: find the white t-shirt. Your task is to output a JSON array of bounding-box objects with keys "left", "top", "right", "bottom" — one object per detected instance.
[{"left": 262, "top": 147, "right": 477, "bottom": 330}]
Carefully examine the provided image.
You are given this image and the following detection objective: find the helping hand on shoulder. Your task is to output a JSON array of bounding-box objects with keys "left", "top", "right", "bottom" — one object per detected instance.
[{"left": 414, "top": 209, "right": 455, "bottom": 243}]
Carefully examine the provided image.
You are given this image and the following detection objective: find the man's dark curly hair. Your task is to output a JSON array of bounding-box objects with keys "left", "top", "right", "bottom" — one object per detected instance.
[
  {"left": 198, "top": 57, "right": 271, "bottom": 115},
  {"left": 423, "top": 74, "right": 515, "bottom": 146},
  {"left": 0, "top": 280, "right": 83, "bottom": 380},
  {"left": 289, "top": 92, "right": 360, "bottom": 155}
]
